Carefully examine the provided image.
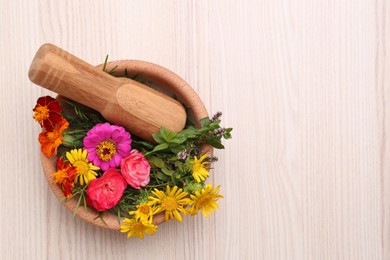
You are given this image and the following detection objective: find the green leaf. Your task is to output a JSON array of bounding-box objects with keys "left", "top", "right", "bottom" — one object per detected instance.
[
  {"left": 83, "top": 195, "right": 87, "bottom": 211},
  {"left": 223, "top": 132, "right": 232, "bottom": 139},
  {"left": 162, "top": 167, "right": 174, "bottom": 176},
  {"left": 206, "top": 137, "right": 225, "bottom": 149},
  {"left": 102, "top": 55, "right": 109, "bottom": 72},
  {"left": 169, "top": 133, "right": 187, "bottom": 144},
  {"left": 160, "top": 127, "right": 177, "bottom": 142},
  {"left": 169, "top": 144, "right": 186, "bottom": 154},
  {"left": 160, "top": 127, "right": 169, "bottom": 140},
  {"left": 212, "top": 119, "right": 221, "bottom": 125},
  {"left": 94, "top": 213, "right": 108, "bottom": 225},
  {"left": 223, "top": 128, "right": 233, "bottom": 139},
  {"left": 152, "top": 133, "right": 165, "bottom": 144},
  {"left": 209, "top": 122, "right": 221, "bottom": 130},
  {"left": 166, "top": 132, "right": 177, "bottom": 142},
  {"left": 133, "top": 140, "right": 155, "bottom": 150},
  {"left": 199, "top": 127, "right": 211, "bottom": 134},
  {"left": 73, "top": 194, "right": 84, "bottom": 218},
  {"left": 200, "top": 117, "right": 211, "bottom": 127},
  {"left": 149, "top": 143, "right": 169, "bottom": 154},
  {"left": 117, "top": 209, "right": 121, "bottom": 225},
  {"left": 180, "top": 127, "right": 198, "bottom": 138},
  {"left": 155, "top": 171, "right": 169, "bottom": 181},
  {"left": 148, "top": 156, "right": 165, "bottom": 168},
  {"left": 171, "top": 175, "right": 177, "bottom": 185},
  {"left": 108, "top": 65, "right": 118, "bottom": 75}
]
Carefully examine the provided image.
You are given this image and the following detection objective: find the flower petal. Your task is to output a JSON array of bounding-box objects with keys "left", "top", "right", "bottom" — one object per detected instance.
[{"left": 100, "top": 161, "right": 110, "bottom": 171}]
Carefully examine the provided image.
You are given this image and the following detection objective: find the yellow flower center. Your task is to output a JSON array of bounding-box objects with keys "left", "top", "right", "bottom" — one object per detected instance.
[
  {"left": 195, "top": 194, "right": 212, "bottom": 209},
  {"left": 47, "top": 131, "right": 61, "bottom": 140},
  {"left": 34, "top": 106, "right": 50, "bottom": 122},
  {"left": 74, "top": 161, "right": 89, "bottom": 175},
  {"left": 162, "top": 197, "right": 178, "bottom": 212},
  {"left": 139, "top": 205, "right": 150, "bottom": 215},
  {"left": 132, "top": 222, "right": 146, "bottom": 233},
  {"left": 96, "top": 140, "right": 117, "bottom": 161},
  {"left": 193, "top": 164, "right": 202, "bottom": 172},
  {"left": 45, "top": 130, "right": 63, "bottom": 148},
  {"left": 53, "top": 169, "right": 68, "bottom": 183}
]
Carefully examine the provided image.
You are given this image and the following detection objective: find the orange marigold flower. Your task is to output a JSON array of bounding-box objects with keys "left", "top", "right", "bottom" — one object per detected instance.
[
  {"left": 39, "top": 118, "right": 69, "bottom": 157},
  {"left": 33, "top": 96, "right": 63, "bottom": 131},
  {"left": 52, "top": 157, "right": 77, "bottom": 198}
]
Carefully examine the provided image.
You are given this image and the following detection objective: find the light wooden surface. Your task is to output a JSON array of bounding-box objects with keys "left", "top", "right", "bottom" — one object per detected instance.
[{"left": 1, "top": 0, "right": 390, "bottom": 259}]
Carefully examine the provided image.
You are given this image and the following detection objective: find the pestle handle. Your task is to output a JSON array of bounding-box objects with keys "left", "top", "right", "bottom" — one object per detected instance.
[{"left": 28, "top": 43, "right": 187, "bottom": 142}]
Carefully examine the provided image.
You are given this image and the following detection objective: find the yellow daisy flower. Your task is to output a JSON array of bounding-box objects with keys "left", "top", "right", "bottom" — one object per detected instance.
[
  {"left": 148, "top": 186, "right": 191, "bottom": 222},
  {"left": 190, "top": 184, "right": 224, "bottom": 217},
  {"left": 129, "top": 203, "right": 157, "bottom": 223},
  {"left": 120, "top": 218, "right": 157, "bottom": 239},
  {"left": 66, "top": 148, "right": 100, "bottom": 185},
  {"left": 192, "top": 154, "right": 209, "bottom": 182}
]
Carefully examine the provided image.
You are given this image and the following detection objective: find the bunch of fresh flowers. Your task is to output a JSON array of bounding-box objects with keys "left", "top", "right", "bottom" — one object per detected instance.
[{"left": 33, "top": 68, "right": 231, "bottom": 240}]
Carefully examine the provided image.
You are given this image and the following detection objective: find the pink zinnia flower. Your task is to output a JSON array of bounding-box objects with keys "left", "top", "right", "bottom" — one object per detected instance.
[{"left": 83, "top": 123, "right": 132, "bottom": 170}]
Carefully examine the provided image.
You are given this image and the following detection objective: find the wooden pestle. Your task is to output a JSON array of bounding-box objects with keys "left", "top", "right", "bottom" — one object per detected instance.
[{"left": 28, "top": 43, "right": 186, "bottom": 142}]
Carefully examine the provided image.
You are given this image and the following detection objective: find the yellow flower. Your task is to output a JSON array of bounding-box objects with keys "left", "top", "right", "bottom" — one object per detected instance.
[
  {"left": 189, "top": 184, "right": 223, "bottom": 217},
  {"left": 192, "top": 154, "right": 209, "bottom": 182},
  {"left": 129, "top": 203, "right": 157, "bottom": 223},
  {"left": 66, "top": 148, "right": 100, "bottom": 185},
  {"left": 120, "top": 218, "right": 157, "bottom": 239},
  {"left": 148, "top": 186, "right": 191, "bottom": 222}
]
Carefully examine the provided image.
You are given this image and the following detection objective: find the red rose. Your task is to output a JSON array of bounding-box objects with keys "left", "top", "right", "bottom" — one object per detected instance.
[{"left": 86, "top": 168, "right": 127, "bottom": 211}]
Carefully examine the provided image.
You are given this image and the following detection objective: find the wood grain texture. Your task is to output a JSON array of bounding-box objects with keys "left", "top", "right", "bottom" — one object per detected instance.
[
  {"left": 29, "top": 44, "right": 187, "bottom": 142},
  {"left": 0, "top": 0, "right": 389, "bottom": 259}
]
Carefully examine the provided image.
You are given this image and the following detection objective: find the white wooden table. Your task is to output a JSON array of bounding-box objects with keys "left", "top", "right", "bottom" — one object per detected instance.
[{"left": 1, "top": 1, "right": 389, "bottom": 259}]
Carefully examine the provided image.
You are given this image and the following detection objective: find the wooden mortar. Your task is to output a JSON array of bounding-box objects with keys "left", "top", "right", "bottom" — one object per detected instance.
[{"left": 40, "top": 60, "right": 211, "bottom": 230}]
